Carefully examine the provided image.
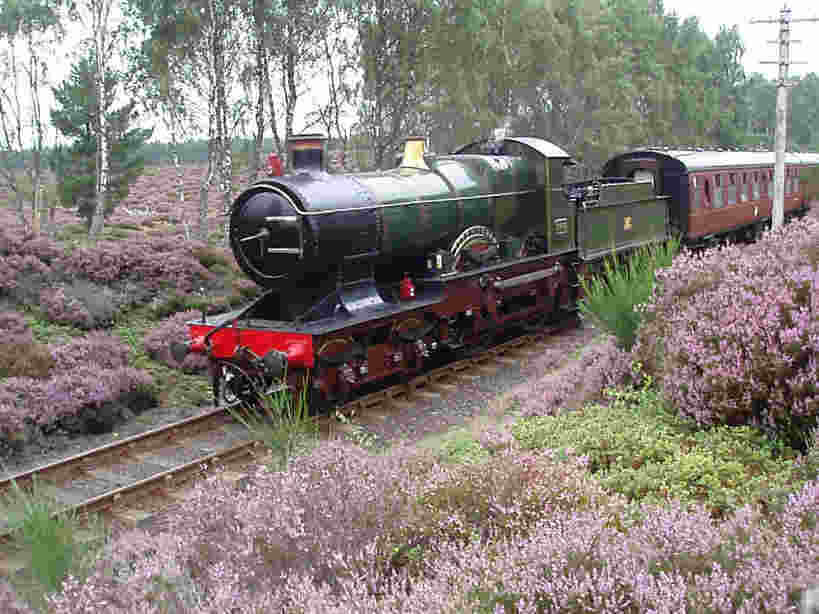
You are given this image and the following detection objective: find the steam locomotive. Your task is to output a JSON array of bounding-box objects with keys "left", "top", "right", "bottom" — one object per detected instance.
[{"left": 172, "top": 134, "right": 818, "bottom": 410}]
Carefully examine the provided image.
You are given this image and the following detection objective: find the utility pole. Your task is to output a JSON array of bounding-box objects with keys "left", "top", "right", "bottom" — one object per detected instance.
[{"left": 751, "top": 5, "right": 818, "bottom": 229}]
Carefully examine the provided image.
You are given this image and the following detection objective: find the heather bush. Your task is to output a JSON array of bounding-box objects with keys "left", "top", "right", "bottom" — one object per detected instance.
[
  {"left": 508, "top": 335, "right": 632, "bottom": 417},
  {"left": 512, "top": 384, "right": 816, "bottom": 518},
  {"left": 38, "top": 281, "right": 121, "bottom": 330},
  {"left": 46, "top": 439, "right": 612, "bottom": 613},
  {"left": 0, "top": 310, "right": 34, "bottom": 343},
  {"left": 579, "top": 237, "right": 678, "bottom": 350},
  {"left": 38, "top": 287, "right": 95, "bottom": 330},
  {"left": 633, "top": 218, "right": 819, "bottom": 443},
  {"left": 45, "top": 436, "right": 819, "bottom": 613},
  {"left": 49, "top": 332, "right": 132, "bottom": 371},
  {"left": 53, "top": 237, "right": 214, "bottom": 295},
  {"left": 0, "top": 365, "right": 156, "bottom": 441},
  {"left": 142, "top": 311, "right": 208, "bottom": 372}
]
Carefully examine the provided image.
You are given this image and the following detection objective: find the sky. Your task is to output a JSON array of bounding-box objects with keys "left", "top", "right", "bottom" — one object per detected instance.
[{"left": 663, "top": 0, "right": 819, "bottom": 80}]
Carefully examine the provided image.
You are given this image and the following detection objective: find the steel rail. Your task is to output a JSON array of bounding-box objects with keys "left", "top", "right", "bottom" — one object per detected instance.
[{"left": 0, "top": 406, "right": 232, "bottom": 495}]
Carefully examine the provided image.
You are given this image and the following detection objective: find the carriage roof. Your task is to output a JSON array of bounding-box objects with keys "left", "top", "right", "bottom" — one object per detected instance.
[{"left": 642, "top": 150, "right": 819, "bottom": 172}]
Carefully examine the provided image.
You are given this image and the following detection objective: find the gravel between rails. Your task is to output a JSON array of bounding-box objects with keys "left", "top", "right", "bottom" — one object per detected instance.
[{"left": 346, "top": 324, "right": 603, "bottom": 447}]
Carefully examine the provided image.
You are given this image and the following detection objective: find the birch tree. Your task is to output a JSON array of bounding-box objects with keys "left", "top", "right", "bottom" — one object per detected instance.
[
  {"left": 123, "top": 5, "right": 197, "bottom": 228},
  {"left": 126, "top": 0, "right": 246, "bottom": 243},
  {"left": 0, "top": 0, "right": 63, "bottom": 235},
  {"left": 356, "top": 0, "right": 434, "bottom": 169},
  {"left": 68, "top": 0, "right": 121, "bottom": 237}
]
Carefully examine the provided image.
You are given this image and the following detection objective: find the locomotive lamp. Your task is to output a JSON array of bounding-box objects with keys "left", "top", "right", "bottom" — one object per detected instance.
[{"left": 399, "top": 274, "right": 416, "bottom": 300}]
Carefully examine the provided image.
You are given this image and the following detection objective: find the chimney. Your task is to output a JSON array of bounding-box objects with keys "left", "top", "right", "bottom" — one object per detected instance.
[
  {"left": 287, "top": 133, "right": 327, "bottom": 173},
  {"left": 399, "top": 136, "right": 429, "bottom": 170}
]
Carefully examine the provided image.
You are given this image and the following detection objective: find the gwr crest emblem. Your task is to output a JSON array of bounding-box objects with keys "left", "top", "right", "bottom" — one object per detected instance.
[{"left": 624, "top": 216, "right": 633, "bottom": 231}]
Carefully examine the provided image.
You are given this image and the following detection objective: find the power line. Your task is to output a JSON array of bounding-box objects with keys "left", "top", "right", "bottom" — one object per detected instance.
[{"left": 750, "top": 4, "right": 818, "bottom": 229}]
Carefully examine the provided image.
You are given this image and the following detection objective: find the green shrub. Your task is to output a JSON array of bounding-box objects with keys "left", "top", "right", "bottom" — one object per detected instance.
[
  {"left": 511, "top": 384, "right": 817, "bottom": 517},
  {"left": 190, "top": 245, "right": 230, "bottom": 270},
  {"left": 579, "top": 238, "right": 678, "bottom": 350},
  {"left": 511, "top": 384, "right": 686, "bottom": 473}
]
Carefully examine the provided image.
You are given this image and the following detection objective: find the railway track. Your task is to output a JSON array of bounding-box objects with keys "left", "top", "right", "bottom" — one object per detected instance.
[{"left": 0, "top": 318, "right": 575, "bottom": 578}]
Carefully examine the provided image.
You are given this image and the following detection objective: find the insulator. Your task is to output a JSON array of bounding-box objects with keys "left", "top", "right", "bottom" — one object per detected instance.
[{"left": 359, "top": 361, "right": 369, "bottom": 376}]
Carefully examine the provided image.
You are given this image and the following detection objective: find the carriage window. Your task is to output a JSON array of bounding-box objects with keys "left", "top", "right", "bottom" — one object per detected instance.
[
  {"left": 753, "top": 172, "right": 760, "bottom": 200},
  {"left": 692, "top": 175, "right": 702, "bottom": 209},
  {"left": 713, "top": 174, "right": 723, "bottom": 208},
  {"left": 726, "top": 174, "right": 736, "bottom": 206},
  {"left": 768, "top": 170, "right": 774, "bottom": 197},
  {"left": 704, "top": 178, "right": 712, "bottom": 207},
  {"left": 741, "top": 173, "right": 748, "bottom": 202}
]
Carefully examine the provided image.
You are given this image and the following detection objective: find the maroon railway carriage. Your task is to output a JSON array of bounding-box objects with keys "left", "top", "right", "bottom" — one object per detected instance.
[{"left": 603, "top": 150, "right": 819, "bottom": 245}]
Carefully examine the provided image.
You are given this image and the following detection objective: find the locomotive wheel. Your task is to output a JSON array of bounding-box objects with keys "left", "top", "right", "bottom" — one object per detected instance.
[{"left": 213, "top": 360, "right": 264, "bottom": 408}]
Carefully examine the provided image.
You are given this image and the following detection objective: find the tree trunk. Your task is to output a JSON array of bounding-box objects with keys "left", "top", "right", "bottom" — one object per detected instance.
[
  {"left": 89, "top": 0, "right": 113, "bottom": 238},
  {"left": 251, "top": 0, "right": 267, "bottom": 182},
  {"left": 198, "top": 140, "right": 214, "bottom": 242},
  {"left": 211, "top": 0, "right": 232, "bottom": 245}
]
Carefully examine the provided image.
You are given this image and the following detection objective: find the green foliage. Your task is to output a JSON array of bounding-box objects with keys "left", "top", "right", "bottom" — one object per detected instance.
[
  {"left": 578, "top": 238, "right": 678, "bottom": 350},
  {"left": 0, "top": 477, "right": 106, "bottom": 604},
  {"left": 229, "top": 380, "right": 318, "bottom": 471},
  {"left": 190, "top": 245, "right": 230, "bottom": 270},
  {"left": 50, "top": 55, "right": 152, "bottom": 230},
  {"left": 511, "top": 383, "right": 817, "bottom": 518}
]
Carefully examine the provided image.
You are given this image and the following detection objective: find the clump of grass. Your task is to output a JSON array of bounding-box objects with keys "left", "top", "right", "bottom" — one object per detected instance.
[
  {"left": 0, "top": 476, "right": 106, "bottom": 609},
  {"left": 228, "top": 378, "right": 318, "bottom": 470},
  {"left": 435, "top": 428, "right": 490, "bottom": 465},
  {"left": 579, "top": 237, "right": 678, "bottom": 350}
]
